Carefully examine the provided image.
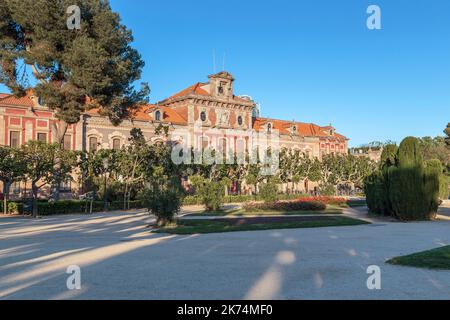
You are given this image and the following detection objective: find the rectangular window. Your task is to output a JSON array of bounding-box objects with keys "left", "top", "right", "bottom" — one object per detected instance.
[
  {"left": 112, "top": 138, "right": 121, "bottom": 150},
  {"left": 9, "top": 131, "right": 20, "bottom": 148},
  {"left": 37, "top": 133, "right": 47, "bottom": 142},
  {"left": 89, "top": 137, "right": 98, "bottom": 152},
  {"left": 63, "top": 135, "right": 72, "bottom": 150}
]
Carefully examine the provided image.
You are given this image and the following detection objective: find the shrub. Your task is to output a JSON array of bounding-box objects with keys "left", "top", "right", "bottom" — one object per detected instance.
[
  {"left": 319, "top": 184, "right": 336, "bottom": 196},
  {"left": 0, "top": 201, "right": 23, "bottom": 214},
  {"left": 259, "top": 181, "right": 279, "bottom": 203},
  {"left": 200, "top": 182, "right": 225, "bottom": 211},
  {"left": 389, "top": 138, "right": 440, "bottom": 220},
  {"left": 1, "top": 200, "right": 144, "bottom": 216},
  {"left": 243, "top": 200, "right": 326, "bottom": 212},
  {"left": 190, "top": 175, "right": 230, "bottom": 212},
  {"left": 364, "top": 137, "right": 441, "bottom": 221},
  {"left": 425, "top": 159, "right": 449, "bottom": 200},
  {"left": 141, "top": 181, "right": 183, "bottom": 226},
  {"left": 181, "top": 194, "right": 305, "bottom": 206},
  {"left": 439, "top": 175, "right": 450, "bottom": 200},
  {"left": 297, "top": 196, "right": 347, "bottom": 206},
  {"left": 364, "top": 171, "right": 389, "bottom": 215}
]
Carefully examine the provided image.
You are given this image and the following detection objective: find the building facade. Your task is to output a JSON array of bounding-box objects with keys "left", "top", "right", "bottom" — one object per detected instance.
[{"left": 1, "top": 72, "right": 348, "bottom": 196}]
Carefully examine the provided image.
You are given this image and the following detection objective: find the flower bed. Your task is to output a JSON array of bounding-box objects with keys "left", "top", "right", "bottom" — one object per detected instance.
[
  {"left": 297, "top": 196, "right": 348, "bottom": 206},
  {"left": 243, "top": 200, "right": 326, "bottom": 212}
]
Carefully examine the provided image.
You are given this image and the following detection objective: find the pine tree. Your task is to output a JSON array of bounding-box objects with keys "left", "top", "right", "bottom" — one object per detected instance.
[
  {"left": 0, "top": 0, "right": 149, "bottom": 139},
  {"left": 0, "top": 0, "right": 149, "bottom": 200}
]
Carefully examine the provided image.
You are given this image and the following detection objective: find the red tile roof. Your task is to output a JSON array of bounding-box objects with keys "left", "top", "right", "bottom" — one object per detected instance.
[
  {"left": 253, "top": 117, "right": 347, "bottom": 141},
  {"left": 169, "top": 83, "right": 210, "bottom": 100},
  {"left": 86, "top": 104, "right": 187, "bottom": 125},
  {"left": 0, "top": 91, "right": 34, "bottom": 107}
]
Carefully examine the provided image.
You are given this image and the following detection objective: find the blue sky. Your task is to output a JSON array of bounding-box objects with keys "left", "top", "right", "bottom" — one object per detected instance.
[{"left": 2, "top": 0, "right": 449, "bottom": 147}]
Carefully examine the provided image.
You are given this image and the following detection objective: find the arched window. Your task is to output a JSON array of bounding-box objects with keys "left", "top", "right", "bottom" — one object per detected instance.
[
  {"left": 267, "top": 123, "right": 272, "bottom": 134},
  {"left": 112, "top": 138, "right": 121, "bottom": 150},
  {"left": 155, "top": 110, "right": 161, "bottom": 121},
  {"left": 237, "top": 116, "right": 243, "bottom": 126},
  {"left": 200, "top": 111, "right": 207, "bottom": 122},
  {"left": 89, "top": 137, "right": 98, "bottom": 152}
]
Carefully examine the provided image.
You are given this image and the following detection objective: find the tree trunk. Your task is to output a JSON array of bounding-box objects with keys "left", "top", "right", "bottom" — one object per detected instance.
[
  {"left": 127, "top": 190, "right": 132, "bottom": 210},
  {"left": 3, "top": 182, "right": 10, "bottom": 215},
  {"left": 123, "top": 183, "right": 128, "bottom": 210},
  {"left": 32, "top": 182, "right": 38, "bottom": 218},
  {"left": 51, "top": 121, "right": 69, "bottom": 201}
]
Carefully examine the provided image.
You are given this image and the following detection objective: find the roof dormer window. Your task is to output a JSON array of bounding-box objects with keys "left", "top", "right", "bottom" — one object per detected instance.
[
  {"left": 155, "top": 110, "right": 162, "bottom": 121},
  {"left": 267, "top": 123, "right": 272, "bottom": 134},
  {"left": 292, "top": 125, "right": 297, "bottom": 134}
]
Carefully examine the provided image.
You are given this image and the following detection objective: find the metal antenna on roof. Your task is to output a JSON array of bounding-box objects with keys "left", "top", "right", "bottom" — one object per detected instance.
[
  {"left": 222, "top": 51, "right": 226, "bottom": 71},
  {"left": 212, "top": 49, "right": 216, "bottom": 73}
]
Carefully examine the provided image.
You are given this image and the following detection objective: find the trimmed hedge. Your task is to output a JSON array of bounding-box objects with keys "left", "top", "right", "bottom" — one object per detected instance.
[
  {"left": 183, "top": 193, "right": 304, "bottom": 206},
  {"left": 0, "top": 201, "right": 23, "bottom": 214},
  {"left": 243, "top": 200, "right": 326, "bottom": 212},
  {"left": 1, "top": 200, "right": 143, "bottom": 216},
  {"left": 297, "top": 196, "right": 348, "bottom": 206},
  {"left": 364, "top": 137, "right": 441, "bottom": 221}
]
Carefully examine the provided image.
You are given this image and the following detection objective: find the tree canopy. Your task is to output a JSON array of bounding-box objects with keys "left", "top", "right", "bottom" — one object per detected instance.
[{"left": 0, "top": 0, "right": 149, "bottom": 140}]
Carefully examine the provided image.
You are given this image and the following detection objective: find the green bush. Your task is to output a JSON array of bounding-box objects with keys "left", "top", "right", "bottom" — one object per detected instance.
[
  {"left": 364, "top": 171, "right": 389, "bottom": 215},
  {"left": 141, "top": 185, "right": 182, "bottom": 226},
  {"left": 182, "top": 193, "right": 304, "bottom": 206},
  {"left": 425, "top": 160, "right": 449, "bottom": 200},
  {"left": 364, "top": 137, "right": 441, "bottom": 221},
  {"left": 439, "top": 175, "right": 450, "bottom": 200},
  {"left": 0, "top": 201, "right": 23, "bottom": 214},
  {"left": 190, "top": 176, "right": 229, "bottom": 211},
  {"left": 319, "top": 184, "right": 336, "bottom": 196},
  {"left": 259, "top": 181, "right": 279, "bottom": 203},
  {"left": 243, "top": 200, "right": 326, "bottom": 212},
  {"left": 200, "top": 182, "right": 226, "bottom": 211},
  {"left": 1, "top": 199, "right": 144, "bottom": 216},
  {"left": 389, "top": 138, "right": 440, "bottom": 220}
]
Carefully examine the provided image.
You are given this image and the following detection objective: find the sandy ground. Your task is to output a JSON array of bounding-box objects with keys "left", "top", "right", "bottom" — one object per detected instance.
[{"left": 0, "top": 204, "right": 449, "bottom": 300}]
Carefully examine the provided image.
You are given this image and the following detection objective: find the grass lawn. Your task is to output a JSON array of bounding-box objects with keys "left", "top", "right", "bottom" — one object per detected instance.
[
  {"left": 387, "top": 246, "right": 450, "bottom": 270},
  {"left": 153, "top": 216, "right": 369, "bottom": 235},
  {"left": 186, "top": 205, "right": 344, "bottom": 217}
]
